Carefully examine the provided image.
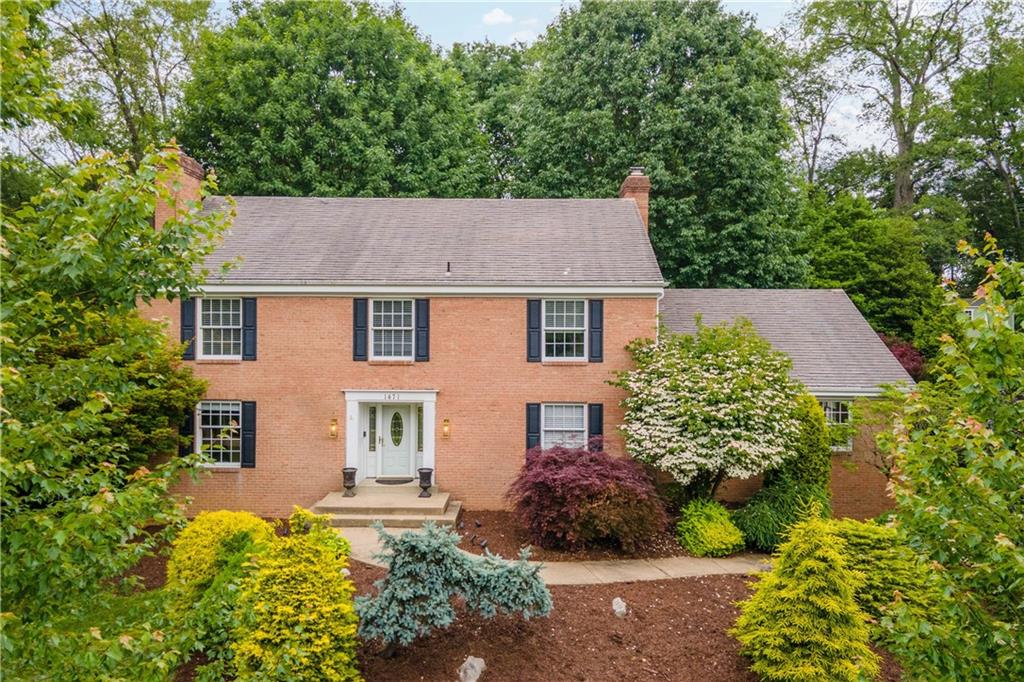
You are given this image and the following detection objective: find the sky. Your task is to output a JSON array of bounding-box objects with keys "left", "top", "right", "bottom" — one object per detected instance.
[{"left": 399, "top": 1, "right": 796, "bottom": 48}]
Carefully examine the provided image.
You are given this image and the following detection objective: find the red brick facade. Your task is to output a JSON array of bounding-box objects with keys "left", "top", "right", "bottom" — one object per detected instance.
[
  {"left": 717, "top": 423, "right": 894, "bottom": 520},
  {"left": 146, "top": 296, "right": 657, "bottom": 516}
]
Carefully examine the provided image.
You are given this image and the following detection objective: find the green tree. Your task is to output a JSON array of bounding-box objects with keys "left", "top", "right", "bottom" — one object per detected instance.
[
  {"left": 880, "top": 236, "right": 1023, "bottom": 679},
  {"left": 448, "top": 40, "right": 527, "bottom": 197},
  {"left": 512, "top": 0, "right": 804, "bottom": 288},
  {"left": 44, "top": 0, "right": 212, "bottom": 169},
  {"left": 179, "top": 0, "right": 489, "bottom": 197},
  {"left": 801, "top": 190, "right": 936, "bottom": 339},
  {"left": 801, "top": 0, "right": 976, "bottom": 209}
]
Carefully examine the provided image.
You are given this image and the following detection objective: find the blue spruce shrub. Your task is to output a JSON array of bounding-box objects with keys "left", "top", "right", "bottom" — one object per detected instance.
[{"left": 355, "top": 521, "right": 551, "bottom": 650}]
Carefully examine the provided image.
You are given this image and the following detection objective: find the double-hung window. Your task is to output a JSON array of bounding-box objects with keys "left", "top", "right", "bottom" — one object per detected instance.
[
  {"left": 199, "top": 298, "right": 242, "bottom": 359},
  {"left": 541, "top": 403, "right": 586, "bottom": 449},
  {"left": 371, "top": 299, "right": 414, "bottom": 359},
  {"left": 196, "top": 400, "right": 242, "bottom": 466},
  {"left": 821, "top": 400, "right": 853, "bottom": 451},
  {"left": 543, "top": 299, "right": 586, "bottom": 360}
]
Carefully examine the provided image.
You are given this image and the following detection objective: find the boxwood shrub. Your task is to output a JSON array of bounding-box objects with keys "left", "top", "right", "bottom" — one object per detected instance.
[
  {"left": 731, "top": 479, "right": 830, "bottom": 552},
  {"left": 676, "top": 499, "right": 745, "bottom": 557},
  {"left": 507, "top": 443, "right": 667, "bottom": 552}
]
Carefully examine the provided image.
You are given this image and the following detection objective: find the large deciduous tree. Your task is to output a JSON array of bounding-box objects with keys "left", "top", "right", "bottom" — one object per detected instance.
[
  {"left": 801, "top": 190, "right": 936, "bottom": 340},
  {"left": 178, "top": 0, "right": 489, "bottom": 197},
  {"left": 511, "top": 0, "right": 804, "bottom": 288},
  {"left": 801, "top": 0, "right": 976, "bottom": 209}
]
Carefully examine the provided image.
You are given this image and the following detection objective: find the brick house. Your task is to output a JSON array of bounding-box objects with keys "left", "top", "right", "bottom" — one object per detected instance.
[{"left": 147, "top": 160, "right": 911, "bottom": 522}]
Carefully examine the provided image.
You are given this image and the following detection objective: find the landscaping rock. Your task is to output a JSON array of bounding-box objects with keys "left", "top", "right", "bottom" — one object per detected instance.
[
  {"left": 459, "top": 655, "right": 486, "bottom": 682},
  {"left": 612, "top": 597, "right": 628, "bottom": 618}
]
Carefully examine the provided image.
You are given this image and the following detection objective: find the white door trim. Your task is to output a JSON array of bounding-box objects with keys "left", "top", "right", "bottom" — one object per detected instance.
[{"left": 343, "top": 389, "right": 437, "bottom": 483}]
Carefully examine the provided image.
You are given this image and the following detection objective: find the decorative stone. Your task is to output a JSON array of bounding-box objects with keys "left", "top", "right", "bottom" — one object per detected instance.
[
  {"left": 459, "top": 655, "right": 486, "bottom": 682},
  {"left": 612, "top": 597, "right": 628, "bottom": 618}
]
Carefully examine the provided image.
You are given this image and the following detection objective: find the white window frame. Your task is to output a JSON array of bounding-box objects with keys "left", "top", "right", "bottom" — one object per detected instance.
[
  {"left": 197, "top": 297, "right": 243, "bottom": 360},
  {"left": 821, "top": 399, "right": 853, "bottom": 452},
  {"left": 541, "top": 402, "right": 588, "bottom": 449},
  {"left": 370, "top": 298, "right": 415, "bottom": 360},
  {"left": 541, "top": 299, "right": 588, "bottom": 362},
  {"left": 195, "top": 400, "right": 243, "bottom": 468}
]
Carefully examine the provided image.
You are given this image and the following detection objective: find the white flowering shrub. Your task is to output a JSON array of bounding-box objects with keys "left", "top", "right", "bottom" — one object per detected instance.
[{"left": 613, "top": 317, "right": 801, "bottom": 499}]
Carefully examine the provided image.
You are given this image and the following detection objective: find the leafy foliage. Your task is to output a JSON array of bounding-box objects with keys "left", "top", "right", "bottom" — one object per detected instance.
[
  {"left": 731, "top": 510, "right": 880, "bottom": 682},
  {"left": 800, "top": 190, "right": 937, "bottom": 339},
  {"left": 506, "top": 442, "right": 666, "bottom": 552},
  {"left": 232, "top": 508, "right": 360, "bottom": 681},
  {"left": 675, "top": 499, "right": 744, "bottom": 558},
  {"left": 732, "top": 480, "right": 830, "bottom": 553},
  {"left": 879, "top": 237, "right": 1024, "bottom": 679},
  {"left": 613, "top": 319, "right": 801, "bottom": 500},
  {"left": 179, "top": 0, "right": 488, "bottom": 198},
  {"left": 878, "top": 333, "right": 926, "bottom": 381},
  {"left": 356, "top": 522, "right": 551, "bottom": 650},
  {"left": 767, "top": 393, "right": 832, "bottom": 489},
  {"left": 166, "top": 510, "right": 274, "bottom": 611},
  {"left": 511, "top": 0, "right": 804, "bottom": 287},
  {"left": 828, "top": 518, "right": 939, "bottom": 648}
]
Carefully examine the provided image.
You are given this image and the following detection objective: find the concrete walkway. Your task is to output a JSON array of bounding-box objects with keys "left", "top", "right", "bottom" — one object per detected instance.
[{"left": 339, "top": 527, "right": 770, "bottom": 586}]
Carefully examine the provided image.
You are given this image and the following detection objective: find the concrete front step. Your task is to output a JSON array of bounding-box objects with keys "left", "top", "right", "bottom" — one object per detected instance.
[
  {"left": 314, "top": 490, "right": 451, "bottom": 516},
  {"left": 325, "top": 500, "right": 463, "bottom": 528}
]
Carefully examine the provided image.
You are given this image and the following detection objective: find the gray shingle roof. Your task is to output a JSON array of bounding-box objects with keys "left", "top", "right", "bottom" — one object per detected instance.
[
  {"left": 660, "top": 289, "right": 913, "bottom": 395},
  {"left": 202, "top": 197, "right": 664, "bottom": 286}
]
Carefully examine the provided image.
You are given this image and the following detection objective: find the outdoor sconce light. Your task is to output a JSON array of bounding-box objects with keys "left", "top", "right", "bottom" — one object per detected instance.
[
  {"left": 329, "top": 418, "right": 338, "bottom": 439},
  {"left": 441, "top": 418, "right": 451, "bottom": 439}
]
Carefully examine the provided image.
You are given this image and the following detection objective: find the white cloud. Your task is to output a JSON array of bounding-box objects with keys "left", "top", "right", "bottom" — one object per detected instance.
[
  {"left": 508, "top": 29, "right": 537, "bottom": 44},
  {"left": 483, "top": 8, "right": 514, "bottom": 26}
]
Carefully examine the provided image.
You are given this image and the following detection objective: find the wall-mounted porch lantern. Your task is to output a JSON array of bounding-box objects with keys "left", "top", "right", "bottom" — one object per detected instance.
[
  {"left": 441, "top": 418, "right": 451, "bottom": 439},
  {"left": 329, "top": 418, "right": 339, "bottom": 439}
]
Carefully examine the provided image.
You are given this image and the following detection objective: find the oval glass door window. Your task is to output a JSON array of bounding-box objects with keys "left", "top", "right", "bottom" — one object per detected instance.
[{"left": 390, "top": 411, "right": 404, "bottom": 446}]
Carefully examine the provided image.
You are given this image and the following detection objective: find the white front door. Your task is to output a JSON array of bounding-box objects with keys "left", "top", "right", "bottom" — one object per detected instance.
[{"left": 379, "top": 404, "right": 413, "bottom": 477}]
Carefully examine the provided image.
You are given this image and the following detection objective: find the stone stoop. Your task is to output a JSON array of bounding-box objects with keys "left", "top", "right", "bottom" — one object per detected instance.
[{"left": 312, "top": 480, "right": 462, "bottom": 528}]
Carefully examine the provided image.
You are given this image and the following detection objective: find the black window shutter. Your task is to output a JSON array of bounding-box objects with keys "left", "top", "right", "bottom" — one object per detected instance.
[
  {"left": 179, "top": 408, "right": 194, "bottom": 456},
  {"left": 588, "top": 299, "right": 604, "bottom": 363},
  {"left": 527, "top": 299, "right": 542, "bottom": 362},
  {"left": 415, "top": 298, "right": 430, "bottom": 361},
  {"left": 353, "top": 298, "right": 368, "bottom": 361},
  {"left": 181, "top": 298, "right": 196, "bottom": 360},
  {"left": 241, "top": 401, "right": 256, "bottom": 468},
  {"left": 587, "top": 403, "right": 604, "bottom": 450},
  {"left": 526, "top": 403, "right": 541, "bottom": 449},
  {"left": 242, "top": 297, "right": 257, "bottom": 360}
]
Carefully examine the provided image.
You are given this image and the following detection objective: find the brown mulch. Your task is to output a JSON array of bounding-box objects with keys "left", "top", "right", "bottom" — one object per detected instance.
[{"left": 456, "top": 509, "right": 690, "bottom": 561}]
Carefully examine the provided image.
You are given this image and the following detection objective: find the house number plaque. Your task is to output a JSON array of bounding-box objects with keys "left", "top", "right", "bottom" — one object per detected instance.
[{"left": 383, "top": 393, "right": 401, "bottom": 401}]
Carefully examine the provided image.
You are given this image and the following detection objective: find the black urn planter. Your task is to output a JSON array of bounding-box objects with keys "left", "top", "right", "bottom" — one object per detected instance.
[
  {"left": 417, "top": 467, "right": 433, "bottom": 498},
  {"left": 342, "top": 467, "right": 358, "bottom": 497}
]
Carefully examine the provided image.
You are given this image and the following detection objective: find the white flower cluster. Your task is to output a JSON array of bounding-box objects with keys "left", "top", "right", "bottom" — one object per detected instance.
[{"left": 617, "top": 325, "right": 801, "bottom": 488}]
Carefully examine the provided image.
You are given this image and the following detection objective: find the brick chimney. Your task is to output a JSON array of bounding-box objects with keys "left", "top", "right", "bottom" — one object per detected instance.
[
  {"left": 155, "top": 142, "right": 205, "bottom": 230},
  {"left": 619, "top": 166, "right": 651, "bottom": 232}
]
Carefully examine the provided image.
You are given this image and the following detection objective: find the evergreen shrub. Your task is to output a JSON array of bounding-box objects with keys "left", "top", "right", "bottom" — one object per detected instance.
[
  {"left": 232, "top": 507, "right": 360, "bottom": 681},
  {"left": 675, "top": 499, "right": 745, "bottom": 557},
  {"left": 166, "top": 510, "right": 274, "bottom": 610},
  {"left": 767, "top": 393, "right": 832, "bottom": 489},
  {"left": 732, "top": 480, "right": 830, "bottom": 552},
  {"left": 731, "top": 510, "right": 879, "bottom": 682},
  {"left": 506, "top": 443, "right": 666, "bottom": 551},
  {"left": 356, "top": 522, "right": 551, "bottom": 650}
]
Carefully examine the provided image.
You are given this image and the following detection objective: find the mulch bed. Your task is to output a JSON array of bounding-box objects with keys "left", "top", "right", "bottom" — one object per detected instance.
[{"left": 456, "top": 509, "right": 690, "bottom": 561}]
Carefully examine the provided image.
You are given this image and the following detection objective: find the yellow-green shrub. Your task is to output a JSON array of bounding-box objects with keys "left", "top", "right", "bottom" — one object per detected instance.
[
  {"left": 232, "top": 508, "right": 360, "bottom": 681},
  {"left": 167, "top": 510, "right": 274, "bottom": 609},
  {"left": 731, "top": 510, "right": 879, "bottom": 682},
  {"left": 676, "top": 499, "right": 745, "bottom": 557}
]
